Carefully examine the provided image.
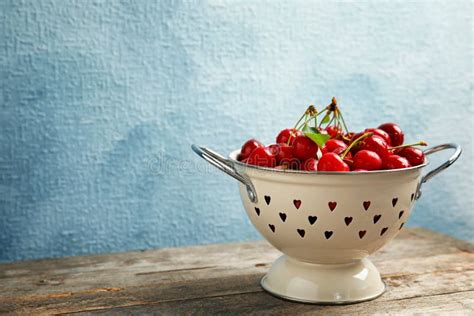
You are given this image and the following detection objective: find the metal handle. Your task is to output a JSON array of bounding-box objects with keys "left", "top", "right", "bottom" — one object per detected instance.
[
  {"left": 191, "top": 144, "right": 258, "bottom": 203},
  {"left": 416, "top": 143, "right": 462, "bottom": 199}
]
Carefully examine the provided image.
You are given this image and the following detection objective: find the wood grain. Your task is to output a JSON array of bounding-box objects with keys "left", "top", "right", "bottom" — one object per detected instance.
[
  {"left": 77, "top": 291, "right": 473, "bottom": 315},
  {"left": 0, "top": 228, "right": 472, "bottom": 315}
]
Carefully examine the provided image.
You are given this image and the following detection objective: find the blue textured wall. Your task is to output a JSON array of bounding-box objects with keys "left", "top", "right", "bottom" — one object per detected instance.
[{"left": 0, "top": 0, "right": 472, "bottom": 262}]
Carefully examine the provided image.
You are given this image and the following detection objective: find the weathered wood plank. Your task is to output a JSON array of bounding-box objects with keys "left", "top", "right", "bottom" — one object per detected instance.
[
  {"left": 74, "top": 291, "right": 473, "bottom": 315},
  {"left": 0, "top": 241, "right": 274, "bottom": 279},
  {"left": 1, "top": 250, "right": 471, "bottom": 299},
  {"left": 1, "top": 228, "right": 469, "bottom": 280},
  {"left": 0, "top": 228, "right": 470, "bottom": 298},
  {"left": 1, "top": 250, "right": 472, "bottom": 313},
  {"left": 4, "top": 266, "right": 474, "bottom": 314},
  {"left": 0, "top": 228, "right": 472, "bottom": 315}
]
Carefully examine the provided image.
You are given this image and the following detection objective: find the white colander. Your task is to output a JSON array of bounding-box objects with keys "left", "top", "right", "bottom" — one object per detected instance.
[{"left": 192, "top": 143, "right": 461, "bottom": 304}]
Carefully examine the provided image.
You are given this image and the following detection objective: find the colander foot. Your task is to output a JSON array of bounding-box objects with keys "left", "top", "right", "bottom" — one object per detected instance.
[{"left": 260, "top": 255, "right": 385, "bottom": 304}]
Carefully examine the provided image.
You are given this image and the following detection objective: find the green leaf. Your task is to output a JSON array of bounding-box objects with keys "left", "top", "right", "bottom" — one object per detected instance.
[
  {"left": 302, "top": 126, "right": 331, "bottom": 147},
  {"left": 321, "top": 113, "right": 330, "bottom": 124},
  {"left": 308, "top": 133, "right": 331, "bottom": 147},
  {"left": 302, "top": 125, "right": 318, "bottom": 134}
]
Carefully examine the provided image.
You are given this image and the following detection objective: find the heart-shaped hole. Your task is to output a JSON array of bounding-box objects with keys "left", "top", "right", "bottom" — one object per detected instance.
[
  {"left": 297, "top": 229, "right": 305, "bottom": 238},
  {"left": 264, "top": 196, "right": 271, "bottom": 205},
  {"left": 254, "top": 207, "right": 260, "bottom": 216},
  {"left": 399, "top": 210, "right": 404, "bottom": 219},
  {"left": 279, "top": 212, "right": 287, "bottom": 222},
  {"left": 268, "top": 224, "right": 275, "bottom": 232},
  {"left": 344, "top": 217, "right": 353, "bottom": 226},
  {"left": 359, "top": 230, "right": 367, "bottom": 239},
  {"left": 373, "top": 214, "right": 382, "bottom": 224},
  {"left": 380, "top": 227, "right": 388, "bottom": 236},
  {"left": 363, "top": 201, "right": 371, "bottom": 211},
  {"left": 324, "top": 231, "right": 333, "bottom": 239},
  {"left": 411, "top": 193, "right": 415, "bottom": 201},
  {"left": 392, "top": 197, "right": 398, "bottom": 207},
  {"left": 293, "top": 200, "right": 301, "bottom": 209},
  {"left": 308, "top": 216, "right": 317, "bottom": 225},
  {"left": 328, "top": 201, "right": 337, "bottom": 212}
]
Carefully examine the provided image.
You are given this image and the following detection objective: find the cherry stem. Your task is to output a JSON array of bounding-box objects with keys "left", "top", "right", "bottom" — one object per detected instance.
[
  {"left": 318, "top": 100, "right": 337, "bottom": 128},
  {"left": 288, "top": 113, "right": 307, "bottom": 145},
  {"left": 341, "top": 132, "right": 373, "bottom": 159},
  {"left": 338, "top": 111, "right": 349, "bottom": 133},
  {"left": 295, "top": 105, "right": 319, "bottom": 131},
  {"left": 390, "top": 141, "right": 428, "bottom": 150},
  {"left": 293, "top": 112, "right": 307, "bottom": 129},
  {"left": 315, "top": 110, "right": 327, "bottom": 117},
  {"left": 317, "top": 115, "right": 326, "bottom": 128},
  {"left": 293, "top": 98, "right": 350, "bottom": 136},
  {"left": 296, "top": 114, "right": 312, "bottom": 130},
  {"left": 341, "top": 134, "right": 352, "bottom": 142}
]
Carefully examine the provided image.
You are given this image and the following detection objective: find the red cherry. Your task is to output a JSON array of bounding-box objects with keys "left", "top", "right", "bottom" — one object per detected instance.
[
  {"left": 318, "top": 128, "right": 329, "bottom": 136},
  {"left": 324, "top": 139, "right": 347, "bottom": 153},
  {"left": 360, "top": 135, "right": 390, "bottom": 160},
  {"left": 276, "top": 143, "right": 300, "bottom": 169},
  {"left": 382, "top": 154, "right": 411, "bottom": 169},
  {"left": 292, "top": 135, "right": 318, "bottom": 160},
  {"left": 331, "top": 146, "right": 350, "bottom": 157},
  {"left": 378, "top": 123, "right": 404, "bottom": 146},
  {"left": 317, "top": 152, "right": 350, "bottom": 172},
  {"left": 268, "top": 143, "right": 280, "bottom": 156},
  {"left": 276, "top": 128, "right": 304, "bottom": 146},
  {"left": 396, "top": 147, "right": 425, "bottom": 166},
  {"left": 326, "top": 126, "right": 342, "bottom": 138},
  {"left": 328, "top": 146, "right": 353, "bottom": 169},
  {"left": 353, "top": 150, "right": 383, "bottom": 171},
  {"left": 301, "top": 158, "right": 318, "bottom": 171},
  {"left": 240, "top": 139, "right": 264, "bottom": 160},
  {"left": 364, "top": 128, "right": 391, "bottom": 146},
  {"left": 246, "top": 147, "right": 276, "bottom": 167}
]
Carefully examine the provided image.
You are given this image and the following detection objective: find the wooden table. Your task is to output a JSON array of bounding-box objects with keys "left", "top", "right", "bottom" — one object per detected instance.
[{"left": 0, "top": 228, "right": 472, "bottom": 315}]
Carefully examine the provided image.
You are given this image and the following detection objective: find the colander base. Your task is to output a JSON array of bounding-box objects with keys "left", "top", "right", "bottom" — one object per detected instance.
[{"left": 260, "top": 255, "right": 385, "bottom": 304}]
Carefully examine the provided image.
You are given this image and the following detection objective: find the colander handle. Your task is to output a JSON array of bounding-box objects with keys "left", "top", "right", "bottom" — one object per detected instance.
[
  {"left": 191, "top": 145, "right": 258, "bottom": 203},
  {"left": 416, "top": 143, "right": 462, "bottom": 199}
]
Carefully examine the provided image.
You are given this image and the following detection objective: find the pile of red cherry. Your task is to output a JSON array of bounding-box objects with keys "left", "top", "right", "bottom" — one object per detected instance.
[{"left": 237, "top": 98, "right": 427, "bottom": 172}]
